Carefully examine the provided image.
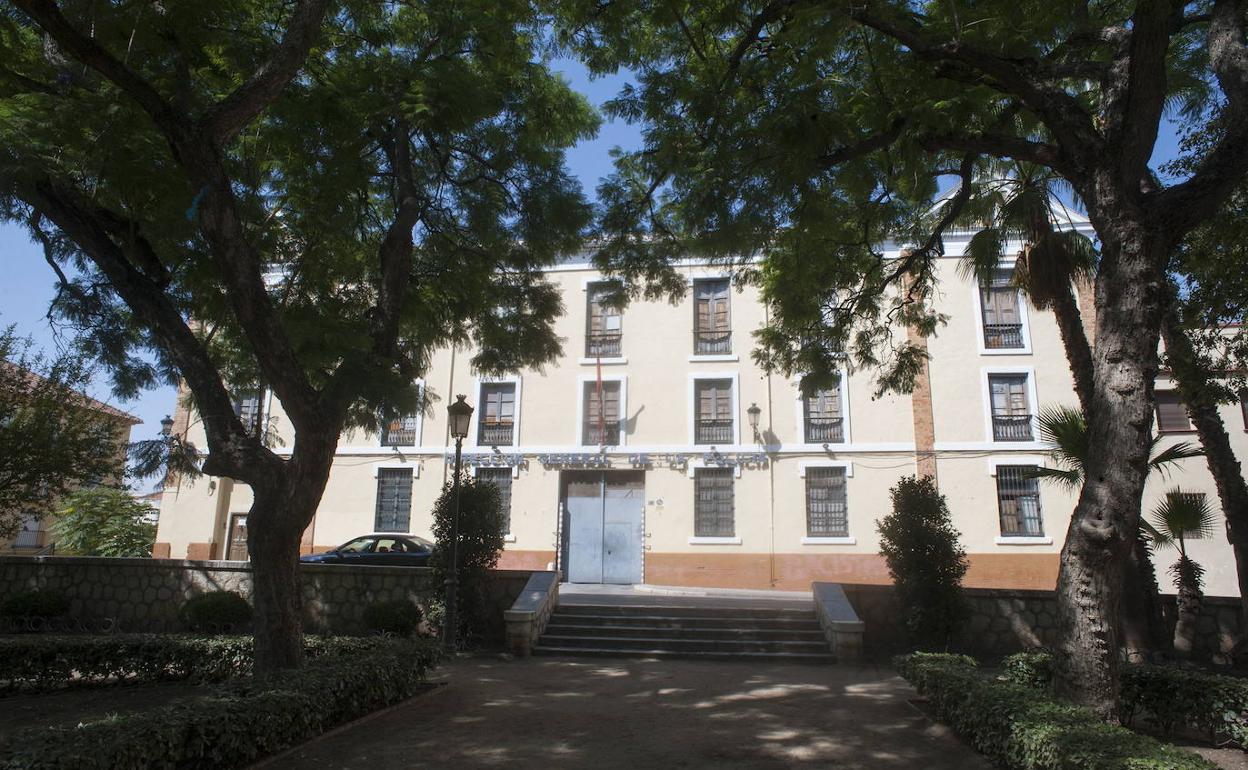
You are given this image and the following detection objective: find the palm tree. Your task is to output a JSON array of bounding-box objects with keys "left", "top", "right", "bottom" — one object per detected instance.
[
  {"left": 1146, "top": 489, "right": 1217, "bottom": 658},
  {"left": 1029, "top": 405, "right": 1204, "bottom": 658}
]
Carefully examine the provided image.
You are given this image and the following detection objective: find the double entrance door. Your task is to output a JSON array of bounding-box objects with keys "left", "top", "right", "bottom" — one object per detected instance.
[{"left": 563, "top": 471, "right": 644, "bottom": 584}]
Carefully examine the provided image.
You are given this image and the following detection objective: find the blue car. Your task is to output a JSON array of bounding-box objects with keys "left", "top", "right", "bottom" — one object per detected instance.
[{"left": 300, "top": 534, "right": 434, "bottom": 566}]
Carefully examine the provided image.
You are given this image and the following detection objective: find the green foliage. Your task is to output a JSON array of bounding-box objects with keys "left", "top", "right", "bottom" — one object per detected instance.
[
  {"left": 429, "top": 474, "right": 505, "bottom": 647},
  {"left": 0, "top": 326, "right": 123, "bottom": 537},
  {"left": 0, "top": 638, "right": 441, "bottom": 769},
  {"left": 1121, "top": 665, "right": 1248, "bottom": 750},
  {"left": 877, "top": 476, "right": 969, "bottom": 650},
  {"left": 1002, "top": 651, "right": 1055, "bottom": 690},
  {"left": 895, "top": 653, "right": 1217, "bottom": 769},
  {"left": 0, "top": 634, "right": 402, "bottom": 694},
  {"left": 362, "top": 599, "right": 424, "bottom": 637},
  {"left": 50, "top": 487, "right": 157, "bottom": 557},
  {"left": 0, "top": 590, "right": 69, "bottom": 619},
  {"left": 179, "top": 591, "right": 254, "bottom": 634}
]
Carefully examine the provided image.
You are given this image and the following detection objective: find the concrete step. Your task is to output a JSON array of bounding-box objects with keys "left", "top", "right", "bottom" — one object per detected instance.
[
  {"left": 554, "top": 603, "right": 814, "bottom": 620},
  {"left": 543, "top": 623, "right": 827, "bottom": 642},
  {"left": 532, "top": 645, "right": 837, "bottom": 663},
  {"left": 545, "top": 613, "right": 822, "bottom": 631},
  {"left": 538, "top": 634, "right": 832, "bottom": 654}
]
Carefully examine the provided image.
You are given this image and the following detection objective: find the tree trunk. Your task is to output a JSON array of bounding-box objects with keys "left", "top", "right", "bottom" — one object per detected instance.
[
  {"left": 1173, "top": 555, "right": 1203, "bottom": 659},
  {"left": 1049, "top": 286, "right": 1096, "bottom": 414},
  {"left": 1120, "top": 533, "right": 1168, "bottom": 662},
  {"left": 1052, "top": 221, "right": 1168, "bottom": 721},
  {"left": 1161, "top": 315, "right": 1248, "bottom": 652}
]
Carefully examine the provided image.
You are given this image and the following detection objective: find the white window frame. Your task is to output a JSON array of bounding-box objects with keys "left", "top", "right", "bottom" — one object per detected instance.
[
  {"left": 471, "top": 375, "right": 522, "bottom": 449},
  {"left": 580, "top": 279, "right": 628, "bottom": 365},
  {"left": 971, "top": 261, "right": 1033, "bottom": 356},
  {"left": 688, "top": 275, "right": 738, "bottom": 362},
  {"left": 687, "top": 372, "right": 741, "bottom": 447},
  {"left": 987, "top": 457, "right": 1053, "bottom": 545},
  {"left": 981, "top": 366, "right": 1040, "bottom": 445},
  {"left": 371, "top": 462, "right": 416, "bottom": 534},
  {"left": 798, "top": 460, "right": 855, "bottom": 545},
  {"left": 576, "top": 374, "right": 628, "bottom": 447},
  {"left": 688, "top": 464, "right": 741, "bottom": 545},
  {"left": 471, "top": 466, "right": 518, "bottom": 542},
  {"left": 376, "top": 378, "right": 426, "bottom": 450},
  {"left": 794, "top": 374, "right": 852, "bottom": 446}
]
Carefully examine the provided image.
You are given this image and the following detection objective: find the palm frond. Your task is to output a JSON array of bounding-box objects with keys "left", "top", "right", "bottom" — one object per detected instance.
[
  {"left": 959, "top": 227, "right": 1005, "bottom": 285},
  {"left": 1035, "top": 405, "right": 1088, "bottom": 479},
  {"left": 1148, "top": 440, "right": 1205, "bottom": 478},
  {"left": 1148, "top": 487, "right": 1218, "bottom": 550},
  {"left": 1023, "top": 465, "right": 1081, "bottom": 491}
]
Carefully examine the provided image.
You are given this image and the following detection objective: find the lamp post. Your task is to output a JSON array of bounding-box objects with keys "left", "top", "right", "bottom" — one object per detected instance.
[
  {"left": 160, "top": 415, "right": 174, "bottom": 438},
  {"left": 443, "top": 394, "right": 474, "bottom": 651},
  {"left": 747, "top": 402, "right": 762, "bottom": 444}
]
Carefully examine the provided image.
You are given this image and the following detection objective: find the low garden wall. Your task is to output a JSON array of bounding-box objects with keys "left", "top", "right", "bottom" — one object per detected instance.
[
  {"left": 0, "top": 556, "right": 535, "bottom": 643},
  {"left": 842, "top": 583, "right": 1244, "bottom": 665}
]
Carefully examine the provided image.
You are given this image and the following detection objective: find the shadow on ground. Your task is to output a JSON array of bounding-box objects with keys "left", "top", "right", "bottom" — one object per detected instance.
[{"left": 261, "top": 656, "right": 991, "bottom": 769}]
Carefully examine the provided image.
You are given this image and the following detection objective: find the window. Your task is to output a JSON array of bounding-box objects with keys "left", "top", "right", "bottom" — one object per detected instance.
[
  {"left": 1155, "top": 390, "right": 1194, "bottom": 433},
  {"left": 694, "top": 379, "right": 734, "bottom": 444},
  {"left": 234, "top": 392, "right": 263, "bottom": 437},
  {"left": 582, "top": 380, "right": 622, "bottom": 445},
  {"left": 980, "top": 271, "right": 1024, "bottom": 349},
  {"left": 478, "top": 383, "right": 516, "bottom": 446},
  {"left": 12, "top": 513, "right": 44, "bottom": 549},
  {"left": 380, "top": 414, "right": 419, "bottom": 447},
  {"left": 988, "top": 374, "right": 1033, "bottom": 441},
  {"left": 805, "top": 467, "right": 848, "bottom": 536},
  {"left": 374, "top": 468, "right": 413, "bottom": 532},
  {"left": 803, "top": 387, "right": 845, "bottom": 443},
  {"left": 694, "top": 468, "right": 734, "bottom": 537},
  {"left": 477, "top": 468, "right": 513, "bottom": 534},
  {"left": 693, "top": 279, "right": 731, "bottom": 354},
  {"left": 586, "top": 283, "right": 622, "bottom": 357},
  {"left": 996, "top": 466, "right": 1044, "bottom": 537}
]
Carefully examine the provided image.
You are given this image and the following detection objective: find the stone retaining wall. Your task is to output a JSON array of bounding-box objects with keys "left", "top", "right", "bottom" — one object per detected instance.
[
  {"left": 0, "top": 556, "right": 534, "bottom": 643},
  {"left": 843, "top": 584, "right": 1244, "bottom": 666}
]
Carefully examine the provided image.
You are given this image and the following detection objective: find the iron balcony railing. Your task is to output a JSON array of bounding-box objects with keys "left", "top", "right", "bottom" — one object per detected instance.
[
  {"left": 992, "top": 414, "right": 1034, "bottom": 442},
  {"left": 694, "top": 418, "right": 734, "bottom": 444},
  {"left": 380, "top": 419, "right": 418, "bottom": 447},
  {"left": 12, "top": 529, "right": 45, "bottom": 549},
  {"left": 693, "top": 329, "right": 732, "bottom": 355},
  {"left": 478, "top": 421, "right": 515, "bottom": 446},
  {"left": 585, "top": 331, "right": 622, "bottom": 358},
  {"left": 583, "top": 422, "right": 621, "bottom": 446},
  {"left": 804, "top": 417, "right": 845, "bottom": 443},
  {"left": 983, "top": 323, "right": 1025, "bottom": 349}
]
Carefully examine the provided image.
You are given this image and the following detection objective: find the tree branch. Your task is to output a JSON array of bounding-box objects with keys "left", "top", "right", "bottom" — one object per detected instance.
[
  {"left": 918, "top": 131, "right": 1073, "bottom": 177},
  {"left": 817, "top": 117, "right": 907, "bottom": 168}
]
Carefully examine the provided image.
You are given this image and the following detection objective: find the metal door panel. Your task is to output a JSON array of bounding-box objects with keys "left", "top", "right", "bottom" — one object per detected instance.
[
  {"left": 602, "top": 477, "right": 643, "bottom": 584},
  {"left": 566, "top": 478, "right": 604, "bottom": 583}
]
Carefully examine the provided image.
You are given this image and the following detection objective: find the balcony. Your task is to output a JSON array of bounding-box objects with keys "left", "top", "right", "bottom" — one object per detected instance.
[
  {"left": 380, "top": 419, "right": 417, "bottom": 447},
  {"left": 983, "top": 323, "right": 1025, "bottom": 349},
  {"left": 693, "top": 329, "right": 732, "bottom": 355},
  {"left": 478, "top": 421, "right": 515, "bottom": 446},
  {"left": 585, "top": 331, "right": 622, "bottom": 358},
  {"left": 694, "top": 418, "right": 734, "bottom": 444},
  {"left": 12, "top": 529, "right": 46, "bottom": 549},
  {"left": 804, "top": 417, "right": 844, "bottom": 443},
  {"left": 992, "top": 414, "right": 1034, "bottom": 442},
  {"left": 583, "top": 422, "right": 621, "bottom": 446}
]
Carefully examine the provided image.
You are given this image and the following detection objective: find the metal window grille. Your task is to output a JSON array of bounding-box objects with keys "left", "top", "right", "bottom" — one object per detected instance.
[
  {"left": 234, "top": 393, "right": 262, "bottom": 437},
  {"left": 479, "top": 383, "right": 516, "bottom": 446},
  {"left": 695, "top": 379, "right": 734, "bottom": 444},
  {"left": 996, "top": 466, "right": 1044, "bottom": 536},
  {"left": 693, "top": 279, "right": 731, "bottom": 354},
  {"left": 694, "top": 468, "right": 735, "bottom": 537},
  {"left": 477, "top": 468, "right": 513, "bottom": 534},
  {"left": 374, "top": 468, "right": 412, "bottom": 532},
  {"left": 803, "top": 388, "right": 845, "bottom": 443},
  {"left": 805, "top": 467, "right": 848, "bottom": 536},
  {"left": 380, "top": 414, "right": 419, "bottom": 446}
]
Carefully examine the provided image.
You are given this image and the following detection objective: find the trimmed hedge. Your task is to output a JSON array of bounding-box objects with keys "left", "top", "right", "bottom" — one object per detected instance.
[
  {"left": 1122, "top": 664, "right": 1248, "bottom": 750},
  {"left": 178, "top": 591, "right": 252, "bottom": 633},
  {"left": 0, "top": 638, "right": 441, "bottom": 769},
  {"left": 0, "top": 634, "right": 401, "bottom": 693},
  {"left": 1002, "top": 650, "right": 1055, "bottom": 690},
  {"left": 363, "top": 599, "right": 424, "bottom": 637},
  {"left": 896, "top": 653, "right": 1216, "bottom": 769}
]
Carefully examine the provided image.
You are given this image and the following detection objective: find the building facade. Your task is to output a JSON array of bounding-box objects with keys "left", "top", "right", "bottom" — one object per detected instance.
[{"left": 154, "top": 222, "right": 1246, "bottom": 596}]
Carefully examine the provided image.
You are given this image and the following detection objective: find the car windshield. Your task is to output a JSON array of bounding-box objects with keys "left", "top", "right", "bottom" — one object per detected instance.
[
  {"left": 408, "top": 536, "right": 433, "bottom": 551},
  {"left": 337, "top": 538, "right": 374, "bottom": 554}
]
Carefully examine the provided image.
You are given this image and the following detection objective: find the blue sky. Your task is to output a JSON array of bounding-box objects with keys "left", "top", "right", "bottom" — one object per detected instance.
[{"left": 0, "top": 55, "right": 1185, "bottom": 461}]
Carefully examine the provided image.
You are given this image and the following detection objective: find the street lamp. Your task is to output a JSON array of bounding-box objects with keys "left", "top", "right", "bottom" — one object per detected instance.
[
  {"left": 746, "top": 402, "right": 762, "bottom": 443},
  {"left": 443, "top": 394, "right": 474, "bottom": 651},
  {"left": 160, "top": 415, "right": 174, "bottom": 437}
]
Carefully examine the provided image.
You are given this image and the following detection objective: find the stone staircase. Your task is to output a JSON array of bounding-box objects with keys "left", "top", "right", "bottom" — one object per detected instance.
[{"left": 533, "top": 602, "right": 836, "bottom": 662}]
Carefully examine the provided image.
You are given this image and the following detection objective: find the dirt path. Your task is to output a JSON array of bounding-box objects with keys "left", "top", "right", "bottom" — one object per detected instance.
[{"left": 261, "top": 655, "right": 992, "bottom": 769}]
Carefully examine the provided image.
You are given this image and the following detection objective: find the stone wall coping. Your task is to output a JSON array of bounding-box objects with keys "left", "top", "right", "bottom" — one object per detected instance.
[
  {"left": 0, "top": 556, "right": 538, "bottom": 582},
  {"left": 839, "top": 581, "right": 1244, "bottom": 605},
  {"left": 812, "top": 582, "right": 865, "bottom": 662},
  {"left": 504, "top": 571, "right": 559, "bottom": 622}
]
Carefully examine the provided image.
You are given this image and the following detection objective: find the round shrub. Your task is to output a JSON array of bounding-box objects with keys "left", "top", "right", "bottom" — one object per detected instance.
[
  {"left": 1, "top": 590, "right": 70, "bottom": 619},
  {"left": 363, "top": 600, "right": 423, "bottom": 637},
  {"left": 179, "top": 591, "right": 252, "bottom": 633}
]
